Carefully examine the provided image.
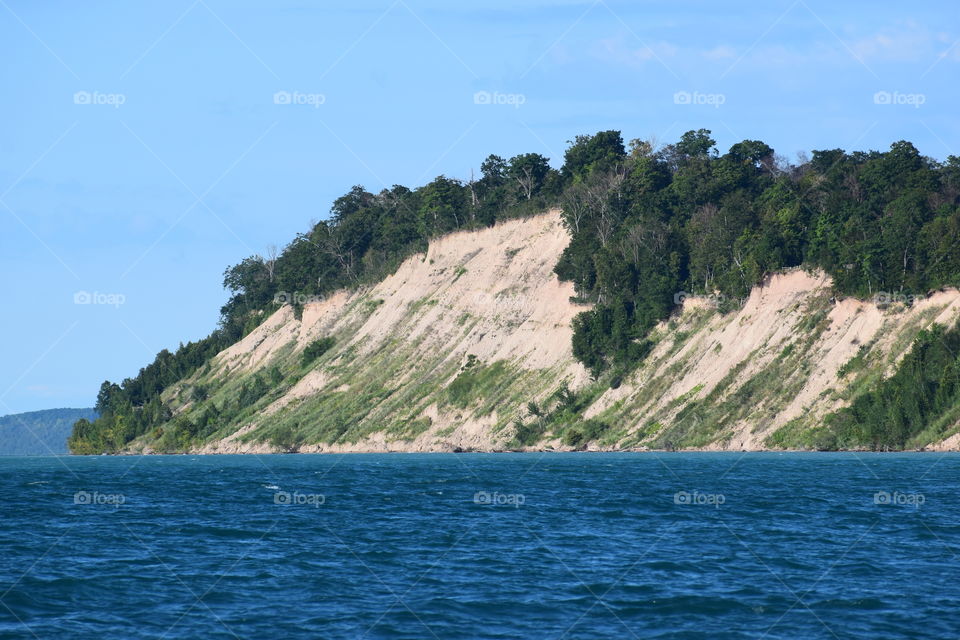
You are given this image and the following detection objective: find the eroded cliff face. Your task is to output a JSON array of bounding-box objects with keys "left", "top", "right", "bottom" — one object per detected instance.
[
  {"left": 586, "top": 271, "right": 960, "bottom": 450},
  {"left": 158, "top": 211, "right": 590, "bottom": 453},
  {"left": 132, "top": 210, "right": 960, "bottom": 454}
]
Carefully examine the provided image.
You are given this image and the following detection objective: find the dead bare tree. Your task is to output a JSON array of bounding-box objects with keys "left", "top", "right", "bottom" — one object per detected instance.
[
  {"left": 560, "top": 182, "right": 590, "bottom": 234},
  {"left": 621, "top": 221, "right": 669, "bottom": 266},
  {"left": 262, "top": 244, "right": 278, "bottom": 282},
  {"left": 468, "top": 168, "right": 479, "bottom": 208},
  {"left": 588, "top": 168, "right": 627, "bottom": 248},
  {"left": 515, "top": 165, "right": 536, "bottom": 200},
  {"left": 323, "top": 226, "right": 358, "bottom": 284}
]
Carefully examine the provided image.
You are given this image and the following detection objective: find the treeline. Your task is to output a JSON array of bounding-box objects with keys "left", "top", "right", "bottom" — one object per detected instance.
[
  {"left": 219, "top": 151, "right": 562, "bottom": 324},
  {"left": 69, "top": 128, "right": 960, "bottom": 453},
  {"left": 68, "top": 338, "right": 227, "bottom": 453},
  {"left": 554, "top": 130, "right": 960, "bottom": 378}
]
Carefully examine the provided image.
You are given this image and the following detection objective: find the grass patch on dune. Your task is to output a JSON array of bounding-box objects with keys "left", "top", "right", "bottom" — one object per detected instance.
[
  {"left": 444, "top": 356, "right": 511, "bottom": 410},
  {"left": 764, "top": 418, "right": 833, "bottom": 450},
  {"left": 648, "top": 295, "right": 835, "bottom": 449}
]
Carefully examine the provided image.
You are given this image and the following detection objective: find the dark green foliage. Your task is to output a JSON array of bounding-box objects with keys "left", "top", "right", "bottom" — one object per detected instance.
[
  {"left": 237, "top": 374, "right": 269, "bottom": 409},
  {"left": 555, "top": 130, "right": 960, "bottom": 379},
  {"left": 561, "top": 418, "right": 608, "bottom": 448},
  {"left": 837, "top": 346, "right": 869, "bottom": 379},
  {"left": 268, "top": 366, "right": 284, "bottom": 386},
  {"left": 501, "top": 381, "right": 613, "bottom": 449},
  {"left": 825, "top": 325, "right": 960, "bottom": 450},
  {"left": 269, "top": 424, "right": 305, "bottom": 453},
  {"left": 510, "top": 419, "right": 537, "bottom": 447},
  {"left": 562, "top": 130, "right": 626, "bottom": 180},
  {"left": 301, "top": 337, "right": 336, "bottom": 367},
  {"left": 191, "top": 385, "right": 208, "bottom": 403},
  {"left": 507, "top": 153, "right": 551, "bottom": 201}
]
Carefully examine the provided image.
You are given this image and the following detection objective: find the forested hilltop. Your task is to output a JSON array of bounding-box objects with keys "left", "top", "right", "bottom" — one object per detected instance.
[{"left": 70, "top": 129, "right": 960, "bottom": 454}]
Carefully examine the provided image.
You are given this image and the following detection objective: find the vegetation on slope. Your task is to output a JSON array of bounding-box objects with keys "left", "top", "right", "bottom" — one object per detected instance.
[
  {"left": 824, "top": 324, "right": 960, "bottom": 450},
  {"left": 71, "top": 153, "right": 560, "bottom": 453},
  {"left": 69, "top": 128, "right": 960, "bottom": 453}
]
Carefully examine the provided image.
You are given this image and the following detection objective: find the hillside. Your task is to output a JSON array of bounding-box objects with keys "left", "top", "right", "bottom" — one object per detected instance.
[
  {"left": 68, "top": 129, "right": 960, "bottom": 454},
  {"left": 0, "top": 408, "right": 97, "bottom": 455},
  {"left": 147, "top": 212, "right": 589, "bottom": 453},
  {"left": 104, "top": 211, "right": 960, "bottom": 454},
  {"left": 587, "top": 270, "right": 960, "bottom": 450}
]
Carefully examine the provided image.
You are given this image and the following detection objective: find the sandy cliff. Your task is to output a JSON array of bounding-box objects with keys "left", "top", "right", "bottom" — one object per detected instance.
[
  {"left": 135, "top": 210, "right": 960, "bottom": 453},
  {"left": 185, "top": 211, "right": 590, "bottom": 453}
]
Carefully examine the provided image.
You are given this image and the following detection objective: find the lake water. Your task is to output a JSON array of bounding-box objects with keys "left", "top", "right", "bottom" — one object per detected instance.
[{"left": 0, "top": 452, "right": 957, "bottom": 639}]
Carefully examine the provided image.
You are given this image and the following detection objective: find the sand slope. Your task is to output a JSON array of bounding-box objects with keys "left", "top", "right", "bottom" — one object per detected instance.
[
  {"left": 189, "top": 211, "right": 590, "bottom": 453},
  {"left": 587, "top": 270, "right": 960, "bottom": 450}
]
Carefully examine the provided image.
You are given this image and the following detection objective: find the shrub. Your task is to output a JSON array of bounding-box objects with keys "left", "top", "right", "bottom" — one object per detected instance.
[
  {"left": 561, "top": 418, "right": 608, "bottom": 447},
  {"left": 512, "top": 417, "right": 546, "bottom": 447},
  {"left": 302, "top": 337, "right": 336, "bottom": 367},
  {"left": 270, "top": 424, "right": 304, "bottom": 453}
]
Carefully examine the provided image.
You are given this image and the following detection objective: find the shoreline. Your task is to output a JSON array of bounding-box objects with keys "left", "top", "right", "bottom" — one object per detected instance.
[{"left": 87, "top": 446, "right": 954, "bottom": 456}]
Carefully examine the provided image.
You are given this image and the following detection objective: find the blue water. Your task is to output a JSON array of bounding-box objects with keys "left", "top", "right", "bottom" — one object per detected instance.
[{"left": 0, "top": 453, "right": 958, "bottom": 639}]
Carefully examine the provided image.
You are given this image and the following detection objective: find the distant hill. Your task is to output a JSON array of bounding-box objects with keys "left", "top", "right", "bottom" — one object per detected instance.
[{"left": 0, "top": 408, "right": 97, "bottom": 455}]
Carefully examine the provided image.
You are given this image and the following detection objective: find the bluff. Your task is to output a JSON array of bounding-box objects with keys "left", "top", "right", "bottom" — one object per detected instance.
[
  {"left": 115, "top": 211, "right": 960, "bottom": 453},
  {"left": 69, "top": 130, "right": 960, "bottom": 454}
]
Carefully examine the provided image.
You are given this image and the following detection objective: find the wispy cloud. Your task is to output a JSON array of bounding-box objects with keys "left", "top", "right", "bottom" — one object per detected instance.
[
  {"left": 703, "top": 45, "right": 736, "bottom": 61},
  {"left": 576, "top": 22, "right": 958, "bottom": 72},
  {"left": 590, "top": 35, "right": 678, "bottom": 67},
  {"left": 849, "top": 22, "right": 957, "bottom": 62}
]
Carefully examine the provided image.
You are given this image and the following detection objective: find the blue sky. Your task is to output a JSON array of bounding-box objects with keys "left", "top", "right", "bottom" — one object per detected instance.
[{"left": 1, "top": 0, "right": 957, "bottom": 414}]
